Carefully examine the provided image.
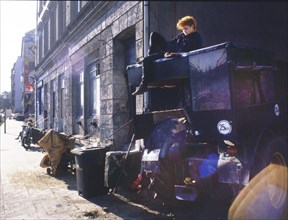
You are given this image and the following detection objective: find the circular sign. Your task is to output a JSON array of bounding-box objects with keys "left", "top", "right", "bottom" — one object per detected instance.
[{"left": 217, "top": 120, "right": 232, "bottom": 135}]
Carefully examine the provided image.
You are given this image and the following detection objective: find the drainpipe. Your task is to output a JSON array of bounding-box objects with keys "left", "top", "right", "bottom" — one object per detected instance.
[
  {"left": 143, "top": 1, "right": 149, "bottom": 53},
  {"left": 34, "top": 77, "right": 38, "bottom": 127},
  {"left": 143, "top": 1, "right": 150, "bottom": 113}
]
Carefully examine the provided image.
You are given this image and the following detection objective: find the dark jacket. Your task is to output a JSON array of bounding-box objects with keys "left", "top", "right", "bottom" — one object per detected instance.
[{"left": 166, "top": 31, "right": 203, "bottom": 53}]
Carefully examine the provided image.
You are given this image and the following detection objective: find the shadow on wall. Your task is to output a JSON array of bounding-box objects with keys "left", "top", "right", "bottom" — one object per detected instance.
[{"left": 228, "top": 163, "right": 288, "bottom": 220}]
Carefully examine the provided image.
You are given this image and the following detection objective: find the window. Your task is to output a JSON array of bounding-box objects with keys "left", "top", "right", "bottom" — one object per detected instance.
[
  {"left": 88, "top": 62, "right": 100, "bottom": 116},
  {"left": 49, "top": 9, "right": 56, "bottom": 48},
  {"left": 37, "top": 87, "right": 42, "bottom": 115},
  {"left": 76, "top": 71, "right": 84, "bottom": 116},
  {"left": 259, "top": 71, "right": 275, "bottom": 103},
  {"left": 234, "top": 70, "right": 276, "bottom": 108},
  {"left": 61, "top": 88, "right": 65, "bottom": 118},
  {"left": 44, "top": 83, "right": 48, "bottom": 126},
  {"left": 71, "top": 1, "right": 80, "bottom": 20},
  {"left": 51, "top": 80, "right": 56, "bottom": 118},
  {"left": 44, "top": 21, "right": 49, "bottom": 56},
  {"left": 57, "top": 1, "right": 66, "bottom": 38},
  {"left": 53, "top": 91, "right": 56, "bottom": 118},
  {"left": 58, "top": 75, "right": 65, "bottom": 118},
  {"left": 38, "top": 29, "right": 43, "bottom": 62},
  {"left": 124, "top": 37, "right": 136, "bottom": 66},
  {"left": 191, "top": 66, "right": 231, "bottom": 111}
]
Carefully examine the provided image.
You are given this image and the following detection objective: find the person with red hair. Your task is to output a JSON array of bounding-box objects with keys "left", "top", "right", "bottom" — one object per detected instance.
[{"left": 133, "top": 15, "right": 203, "bottom": 95}]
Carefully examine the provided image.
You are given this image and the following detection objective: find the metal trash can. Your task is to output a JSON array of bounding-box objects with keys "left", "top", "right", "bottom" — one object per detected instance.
[{"left": 71, "top": 146, "right": 109, "bottom": 198}]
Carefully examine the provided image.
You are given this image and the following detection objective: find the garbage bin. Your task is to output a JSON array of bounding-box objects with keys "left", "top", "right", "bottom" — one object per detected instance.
[{"left": 71, "top": 146, "right": 109, "bottom": 198}]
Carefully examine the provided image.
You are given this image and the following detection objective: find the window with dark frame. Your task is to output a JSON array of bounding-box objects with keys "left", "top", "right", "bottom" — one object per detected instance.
[
  {"left": 38, "top": 87, "right": 42, "bottom": 115},
  {"left": 61, "top": 88, "right": 65, "bottom": 118},
  {"left": 44, "top": 21, "right": 49, "bottom": 56},
  {"left": 49, "top": 9, "right": 56, "bottom": 49},
  {"left": 234, "top": 70, "right": 276, "bottom": 109},
  {"left": 58, "top": 74, "right": 65, "bottom": 118},
  {"left": 57, "top": 1, "right": 66, "bottom": 37},
  {"left": 53, "top": 91, "right": 56, "bottom": 118},
  {"left": 70, "top": 0, "right": 80, "bottom": 20},
  {"left": 88, "top": 61, "right": 100, "bottom": 116},
  {"left": 76, "top": 70, "right": 84, "bottom": 117}
]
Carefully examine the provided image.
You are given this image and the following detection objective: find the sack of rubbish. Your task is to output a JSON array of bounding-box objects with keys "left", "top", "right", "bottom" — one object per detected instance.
[
  {"left": 40, "top": 153, "right": 50, "bottom": 168},
  {"left": 38, "top": 129, "right": 75, "bottom": 176}
]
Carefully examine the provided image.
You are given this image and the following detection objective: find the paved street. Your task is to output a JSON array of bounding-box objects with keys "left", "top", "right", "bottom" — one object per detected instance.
[
  {"left": 0, "top": 119, "right": 173, "bottom": 220},
  {"left": 0, "top": 119, "right": 232, "bottom": 220}
]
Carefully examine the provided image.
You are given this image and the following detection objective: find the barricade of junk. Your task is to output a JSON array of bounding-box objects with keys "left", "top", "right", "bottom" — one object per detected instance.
[{"left": 38, "top": 127, "right": 142, "bottom": 199}]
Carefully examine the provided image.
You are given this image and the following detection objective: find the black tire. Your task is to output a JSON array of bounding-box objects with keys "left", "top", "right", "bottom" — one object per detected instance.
[
  {"left": 251, "top": 136, "right": 287, "bottom": 212},
  {"left": 253, "top": 136, "right": 287, "bottom": 174},
  {"left": 22, "top": 136, "right": 31, "bottom": 150}
]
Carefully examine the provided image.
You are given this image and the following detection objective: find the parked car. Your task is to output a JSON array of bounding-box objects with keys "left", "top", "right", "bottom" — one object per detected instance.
[{"left": 15, "top": 114, "right": 25, "bottom": 121}]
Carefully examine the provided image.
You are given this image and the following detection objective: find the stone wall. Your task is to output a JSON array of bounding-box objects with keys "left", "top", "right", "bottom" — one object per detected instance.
[{"left": 36, "top": 1, "right": 143, "bottom": 149}]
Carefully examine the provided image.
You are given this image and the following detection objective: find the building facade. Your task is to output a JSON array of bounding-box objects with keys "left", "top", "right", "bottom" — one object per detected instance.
[
  {"left": 11, "top": 56, "right": 23, "bottom": 113},
  {"left": 35, "top": 1, "right": 143, "bottom": 149},
  {"left": 34, "top": 1, "right": 287, "bottom": 150},
  {"left": 11, "top": 29, "right": 36, "bottom": 115},
  {"left": 21, "top": 29, "right": 36, "bottom": 116}
]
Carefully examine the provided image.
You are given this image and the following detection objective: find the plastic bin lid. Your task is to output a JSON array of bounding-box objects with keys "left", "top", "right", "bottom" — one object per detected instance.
[{"left": 71, "top": 146, "right": 108, "bottom": 155}]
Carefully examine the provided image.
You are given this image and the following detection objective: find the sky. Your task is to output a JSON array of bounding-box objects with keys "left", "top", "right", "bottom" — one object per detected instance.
[{"left": 0, "top": 0, "right": 37, "bottom": 93}]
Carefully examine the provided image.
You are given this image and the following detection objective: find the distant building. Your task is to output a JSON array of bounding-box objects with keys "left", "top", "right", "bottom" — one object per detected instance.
[
  {"left": 11, "top": 56, "right": 23, "bottom": 113},
  {"left": 21, "top": 29, "right": 36, "bottom": 116},
  {"left": 10, "top": 30, "right": 36, "bottom": 116},
  {"left": 34, "top": 1, "right": 287, "bottom": 150}
]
